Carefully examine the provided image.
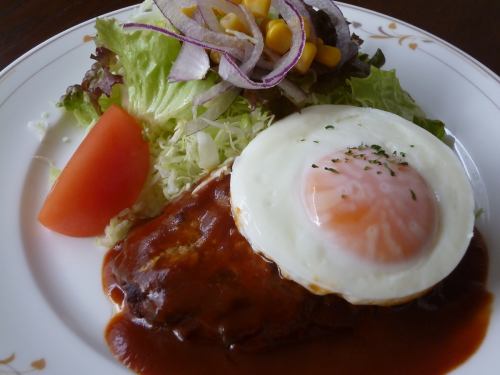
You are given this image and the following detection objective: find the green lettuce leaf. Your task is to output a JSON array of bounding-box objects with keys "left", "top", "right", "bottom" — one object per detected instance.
[
  {"left": 95, "top": 18, "right": 215, "bottom": 130},
  {"left": 412, "top": 116, "right": 446, "bottom": 140},
  {"left": 348, "top": 67, "right": 426, "bottom": 121},
  {"left": 58, "top": 46, "right": 124, "bottom": 127},
  {"left": 347, "top": 67, "right": 445, "bottom": 139},
  {"left": 311, "top": 65, "right": 445, "bottom": 140},
  {"left": 59, "top": 85, "right": 99, "bottom": 127}
]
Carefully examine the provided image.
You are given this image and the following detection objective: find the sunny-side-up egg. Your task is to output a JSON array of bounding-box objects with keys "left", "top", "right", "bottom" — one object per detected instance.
[{"left": 230, "top": 105, "right": 474, "bottom": 305}]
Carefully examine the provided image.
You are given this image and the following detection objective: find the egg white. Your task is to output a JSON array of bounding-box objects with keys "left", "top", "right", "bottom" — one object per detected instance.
[{"left": 230, "top": 105, "right": 474, "bottom": 305}]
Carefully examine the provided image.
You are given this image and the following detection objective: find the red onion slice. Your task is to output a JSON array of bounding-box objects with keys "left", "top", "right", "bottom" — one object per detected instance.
[
  {"left": 169, "top": 43, "right": 210, "bottom": 82},
  {"left": 198, "top": 3, "right": 224, "bottom": 32},
  {"left": 257, "top": 57, "right": 275, "bottom": 71},
  {"left": 192, "top": 7, "right": 205, "bottom": 24},
  {"left": 153, "top": 0, "right": 249, "bottom": 61},
  {"left": 218, "top": 0, "right": 306, "bottom": 89},
  {"left": 278, "top": 78, "right": 307, "bottom": 105},
  {"left": 190, "top": 6, "right": 262, "bottom": 107},
  {"left": 201, "top": 0, "right": 249, "bottom": 20},
  {"left": 303, "top": 0, "right": 358, "bottom": 65},
  {"left": 123, "top": 23, "right": 242, "bottom": 60},
  {"left": 236, "top": 5, "right": 264, "bottom": 70},
  {"left": 198, "top": 0, "right": 257, "bottom": 50},
  {"left": 287, "top": 0, "right": 317, "bottom": 41},
  {"left": 193, "top": 81, "right": 235, "bottom": 107}
]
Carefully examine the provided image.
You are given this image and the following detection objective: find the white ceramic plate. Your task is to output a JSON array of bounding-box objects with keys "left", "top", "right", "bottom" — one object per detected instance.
[{"left": 0, "top": 4, "right": 498, "bottom": 375}]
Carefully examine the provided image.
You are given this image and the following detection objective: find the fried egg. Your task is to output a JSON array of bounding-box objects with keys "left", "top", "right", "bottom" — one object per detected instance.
[{"left": 230, "top": 105, "right": 474, "bottom": 305}]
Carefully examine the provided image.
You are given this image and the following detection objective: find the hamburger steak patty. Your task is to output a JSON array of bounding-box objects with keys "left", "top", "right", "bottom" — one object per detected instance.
[{"left": 103, "top": 173, "right": 355, "bottom": 351}]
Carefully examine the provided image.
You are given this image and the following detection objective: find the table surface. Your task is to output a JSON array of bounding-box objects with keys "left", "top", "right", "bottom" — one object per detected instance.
[{"left": 1, "top": 0, "right": 498, "bottom": 74}]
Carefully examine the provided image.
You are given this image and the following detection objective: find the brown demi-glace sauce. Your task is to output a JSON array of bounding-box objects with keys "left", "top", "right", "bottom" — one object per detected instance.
[{"left": 103, "top": 174, "right": 492, "bottom": 375}]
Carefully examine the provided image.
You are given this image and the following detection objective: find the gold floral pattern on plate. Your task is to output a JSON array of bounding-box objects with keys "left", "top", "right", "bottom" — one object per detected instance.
[
  {"left": 352, "top": 21, "right": 434, "bottom": 50},
  {"left": 0, "top": 353, "right": 45, "bottom": 374}
]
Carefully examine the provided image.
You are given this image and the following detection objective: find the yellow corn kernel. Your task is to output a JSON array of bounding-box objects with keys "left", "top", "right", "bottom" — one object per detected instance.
[
  {"left": 243, "top": 0, "right": 271, "bottom": 19},
  {"left": 295, "top": 42, "right": 317, "bottom": 74},
  {"left": 181, "top": 5, "right": 197, "bottom": 18},
  {"left": 265, "top": 19, "right": 285, "bottom": 33},
  {"left": 220, "top": 12, "right": 249, "bottom": 34},
  {"left": 210, "top": 50, "right": 221, "bottom": 64},
  {"left": 315, "top": 44, "right": 342, "bottom": 68},
  {"left": 213, "top": 7, "right": 226, "bottom": 18},
  {"left": 261, "top": 18, "right": 280, "bottom": 34},
  {"left": 265, "top": 20, "right": 292, "bottom": 55},
  {"left": 302, "top": 17, "right": 311, "bottom": 41},
  {"left": 259, "top": 17, "right": 271, "bottom": 33}
]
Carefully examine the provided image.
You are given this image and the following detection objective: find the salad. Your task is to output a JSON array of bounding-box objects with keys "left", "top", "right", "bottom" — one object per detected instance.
[{"left": 40, "top": 0, "right": 445, "bottom": 245}]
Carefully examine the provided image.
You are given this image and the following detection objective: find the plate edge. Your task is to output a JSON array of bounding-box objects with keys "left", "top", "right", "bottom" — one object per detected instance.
[{"left": 338, "top": 1, "right": 499, "bottom": 83}]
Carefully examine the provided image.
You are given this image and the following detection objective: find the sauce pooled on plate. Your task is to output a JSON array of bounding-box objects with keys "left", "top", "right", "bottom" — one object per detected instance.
[{"left": 103, "top": 174, "right": 492, "bottom": 375}]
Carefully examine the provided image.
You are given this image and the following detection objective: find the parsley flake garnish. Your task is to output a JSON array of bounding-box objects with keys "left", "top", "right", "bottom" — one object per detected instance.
[
  {"left": 331, "top": 158, "right": 340, "bottom": 163},
  {"left": 325, "top": 125, "right": 335, "bottom": 130},
  {"left": 324, "top": 167, "right": 339, "bottom": 174},
  {"left": 313, "top": 140, "right": 320, "bottom": 144},
  {"left": 383, "top": 162, "right": 396, "bottom": 176},
  {"left": 375, "top": 149, "right": 389, "bottom": 158},
  {"left": 364, "top": 166, "right": 371, "bottom": 171},
  {"left": 410, "top": 189, "right": 417, "bottom": 201},
  {"left": 311, "top": 164, "right": 319, "bottom": 168}
]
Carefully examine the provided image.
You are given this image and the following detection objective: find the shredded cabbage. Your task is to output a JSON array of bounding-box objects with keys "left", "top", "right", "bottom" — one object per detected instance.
[{"left": 152, "top": 96, "right": 273, "bottom": 201}]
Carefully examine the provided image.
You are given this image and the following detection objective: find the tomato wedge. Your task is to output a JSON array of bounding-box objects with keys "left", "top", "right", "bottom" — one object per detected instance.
[{"left": 38, "top": 105, "right": 149, "bottom": 237}]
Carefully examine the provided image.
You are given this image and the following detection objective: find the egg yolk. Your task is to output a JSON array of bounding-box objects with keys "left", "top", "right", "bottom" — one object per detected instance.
[{"left": 303, "top": 146, "right": 438, "bottom": 264}]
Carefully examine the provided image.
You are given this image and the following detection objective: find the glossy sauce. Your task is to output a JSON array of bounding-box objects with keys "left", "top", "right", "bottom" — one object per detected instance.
[{"left": 103, "top": 174, "right": 492, "bottom": 375}]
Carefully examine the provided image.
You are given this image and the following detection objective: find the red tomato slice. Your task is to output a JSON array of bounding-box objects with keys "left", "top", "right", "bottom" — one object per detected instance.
[{"left": 38, "top": 105, "right": 150, "bottom": 237}]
